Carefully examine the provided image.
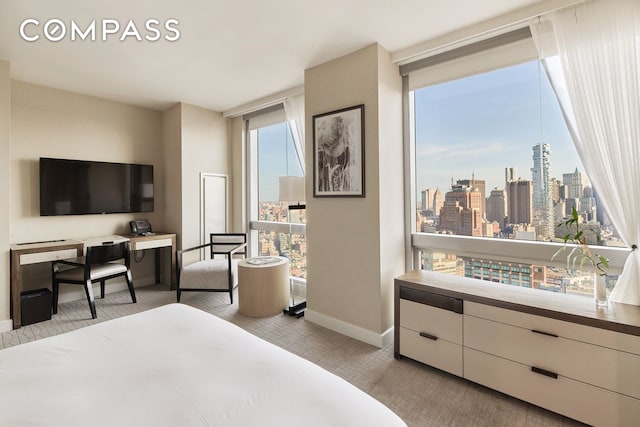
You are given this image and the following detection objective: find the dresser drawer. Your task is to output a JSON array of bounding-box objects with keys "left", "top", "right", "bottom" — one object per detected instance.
[
  {"left": 464, "top": 347, "right": 640, "bottom": 427},
  {"left": 400, "top": 299, "right": 462, "bottom": 344},
  {"left": 400, "top": 327, "right": 462, "bottom": 376},
  {"left": 465, "top": 301, "right": 640, "bottom": 355},
  {"left": 464, "top": 314, "right": 640, "bottom": 399}
]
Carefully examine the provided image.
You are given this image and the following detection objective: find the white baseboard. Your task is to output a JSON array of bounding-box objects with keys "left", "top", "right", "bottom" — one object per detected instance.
[
  {"left": 305, "top": 309, "right": 394, "bottom": 349},
  {"left": 0, "top": 319, "right": 13, "bottom": 333}
]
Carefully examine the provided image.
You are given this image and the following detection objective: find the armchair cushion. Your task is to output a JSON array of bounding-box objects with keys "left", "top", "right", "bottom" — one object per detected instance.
[{"left": 180, "top": 258, "right": 240, "bottom": 290}]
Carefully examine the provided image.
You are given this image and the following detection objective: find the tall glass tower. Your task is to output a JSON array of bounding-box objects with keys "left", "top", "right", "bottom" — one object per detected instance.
[{"left": 531, "top": 143, "right": 554, "bottom": 239}]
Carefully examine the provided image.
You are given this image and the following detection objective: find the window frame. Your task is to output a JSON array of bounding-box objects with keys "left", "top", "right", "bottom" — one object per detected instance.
[{"left": 402, "top": 27, "right": 631, "bottom": 287}]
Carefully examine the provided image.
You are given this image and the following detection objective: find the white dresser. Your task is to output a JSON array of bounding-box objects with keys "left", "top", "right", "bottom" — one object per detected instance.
[{"left": 394, "top": 270, "right": 640, "bottom": 427}]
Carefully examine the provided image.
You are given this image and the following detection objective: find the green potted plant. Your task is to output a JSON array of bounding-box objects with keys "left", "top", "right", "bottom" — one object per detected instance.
[{"left": 552, "top": 206, "right": 609, "bottom": 306}]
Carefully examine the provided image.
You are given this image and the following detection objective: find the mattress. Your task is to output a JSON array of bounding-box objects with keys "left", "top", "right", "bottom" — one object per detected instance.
[{"left": 0, "top": 303, "right": 406, "bottom": 426}]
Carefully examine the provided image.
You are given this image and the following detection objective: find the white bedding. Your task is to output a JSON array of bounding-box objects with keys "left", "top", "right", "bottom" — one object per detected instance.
[{"left": 0, "top": 304, "right": 406, "bottom": 427}]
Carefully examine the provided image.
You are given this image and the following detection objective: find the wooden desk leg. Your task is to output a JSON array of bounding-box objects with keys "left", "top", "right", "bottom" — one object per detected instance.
[
  {"left": 154, "top": 248, "right": 161, "bottom": 284},
  {"left": 10, "top": 250, "right": 22, "bottom": 329},
  {"left": 170, "top": 235, "right": 176, "bottom": 291}
]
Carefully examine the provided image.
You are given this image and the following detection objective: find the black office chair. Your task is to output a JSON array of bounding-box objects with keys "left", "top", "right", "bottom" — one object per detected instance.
[
  {"left": 52, "top": 241, "right": 136, "bottom": 319},
  {"left": 176, "top": 233, "right": 247, "bottom": 304}
]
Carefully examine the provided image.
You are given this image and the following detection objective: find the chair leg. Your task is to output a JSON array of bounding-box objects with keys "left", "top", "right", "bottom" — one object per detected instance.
[
  {"left": 84, "top": 280, "right": 97, "bottom": 319},
  {"left": 126, "top": 271, "right": 136, "bottom": 303},
  {"left": 229, "top": 287, "right": 234, "bottom": 305},
  {"left": 100, "top": 281, "right": 105, "bottom": 299},
  {"left": 176, "top": 289, "right": 181, "bottom": 303},
  {"left": 52, "top": 281, "right": 59, "bottom": 314}
]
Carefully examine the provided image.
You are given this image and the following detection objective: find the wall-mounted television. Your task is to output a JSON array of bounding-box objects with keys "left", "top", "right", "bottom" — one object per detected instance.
[{"left": 40, "top": 157, "right": 154, "bottom": 216}]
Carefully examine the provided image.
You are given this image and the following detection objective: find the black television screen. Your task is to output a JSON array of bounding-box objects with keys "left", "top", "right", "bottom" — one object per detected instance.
[{"left": 40, "top": 158, "right": 154, "bottom": 216}]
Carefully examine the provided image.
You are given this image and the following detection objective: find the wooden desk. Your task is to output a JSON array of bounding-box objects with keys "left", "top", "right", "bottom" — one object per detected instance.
[
  {"left": 125, "top": 233, "right": 176, "bottom": 290},
  {"left": 10, "top": 240, "right": 84, "bottom": 329},
  {"left": 9, "top": 233, "right": 176, "bottom": 330}
]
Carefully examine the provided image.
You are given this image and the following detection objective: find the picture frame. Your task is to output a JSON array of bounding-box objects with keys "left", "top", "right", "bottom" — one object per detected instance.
[{"left": 312, "top": 104, "right": 365, "bottom": 197}]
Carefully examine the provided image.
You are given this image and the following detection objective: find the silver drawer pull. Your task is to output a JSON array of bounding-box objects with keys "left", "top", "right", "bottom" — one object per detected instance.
[
  {"left": 531, "top": 329, "right": 558, "bottom": 338},
  {"left": 531, "top": 366, "right": 558, "bottom": 379},
  {"left": 419, "top": 332, "right": 438, "bottom": 341}
]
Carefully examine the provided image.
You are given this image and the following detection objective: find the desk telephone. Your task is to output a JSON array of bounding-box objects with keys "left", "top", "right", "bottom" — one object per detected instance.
[{"left": 129, "top": 219, "right": 153, "bottom": 236}]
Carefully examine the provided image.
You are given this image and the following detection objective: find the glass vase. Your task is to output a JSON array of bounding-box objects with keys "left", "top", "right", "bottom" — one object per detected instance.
[{"left": 594, "top": 274, "right": 608, "bottom": 308}]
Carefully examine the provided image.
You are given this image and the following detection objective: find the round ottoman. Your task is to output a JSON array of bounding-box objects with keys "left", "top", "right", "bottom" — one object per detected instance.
[{"left": 238, "top": 256, "right": 290, "bottom": 317}]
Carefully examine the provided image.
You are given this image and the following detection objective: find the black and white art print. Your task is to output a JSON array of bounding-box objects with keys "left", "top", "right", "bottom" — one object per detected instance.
[{"left": 312, "top": 104, "right": 365, "bottom": 197}]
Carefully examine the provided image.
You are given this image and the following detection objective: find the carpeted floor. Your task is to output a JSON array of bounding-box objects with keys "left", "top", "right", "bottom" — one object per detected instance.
[{"left": 0, "top": 285, "right": 585, "bottom": 427}]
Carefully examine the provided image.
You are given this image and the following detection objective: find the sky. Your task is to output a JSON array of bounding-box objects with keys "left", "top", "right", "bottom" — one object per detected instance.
[
  {"left": 258, "top": 122, "right": 303, "bottom": 202},
  {"left": 414, "top": 60, "right": 586, "bottom": 199},
  {"left": 256, "top": 60, "right": 588, "bottom": 203}
]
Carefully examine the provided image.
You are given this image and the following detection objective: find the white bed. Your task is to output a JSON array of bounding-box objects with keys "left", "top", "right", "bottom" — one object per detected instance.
[{"left": 0, "top": 304, "right": 406, "bottom": 427}]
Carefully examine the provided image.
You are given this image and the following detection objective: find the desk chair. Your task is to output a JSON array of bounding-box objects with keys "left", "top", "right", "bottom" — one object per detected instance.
[
  {"left": 52, "top": 241, "right": 136, "bottom": 319},
  {"left": 176, "top": 233, "right": 247, "bottom": 304}
]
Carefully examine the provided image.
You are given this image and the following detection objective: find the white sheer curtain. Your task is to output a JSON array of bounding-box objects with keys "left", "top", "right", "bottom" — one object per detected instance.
[
  {"left": 284, "top": 93, "right": 305, "bottom": 174},
  {"left": 530, "top": 0, "right": 640, "bottom": 305}
]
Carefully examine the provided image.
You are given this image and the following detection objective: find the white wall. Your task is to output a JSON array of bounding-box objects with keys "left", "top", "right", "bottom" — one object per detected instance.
[
  {"left": 377, "top": 45, "right": 405, "bottom": 332},
  {"left": 0, "top": 61, "right": 11, "bottom": 328}
]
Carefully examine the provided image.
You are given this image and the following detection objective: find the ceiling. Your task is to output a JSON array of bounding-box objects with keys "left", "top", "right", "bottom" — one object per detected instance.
[{"left": 0, "top": 0, "right": 546, "bottom": 113}]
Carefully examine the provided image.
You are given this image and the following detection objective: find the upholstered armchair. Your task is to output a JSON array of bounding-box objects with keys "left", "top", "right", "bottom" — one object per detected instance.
[{"left": 176, "top": 233, "right": 247, "bottom": 304}]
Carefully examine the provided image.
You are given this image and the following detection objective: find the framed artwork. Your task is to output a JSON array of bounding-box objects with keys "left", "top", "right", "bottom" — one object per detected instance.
[{"left": 312, "top": 104, "right": 365, "bottom": 197}]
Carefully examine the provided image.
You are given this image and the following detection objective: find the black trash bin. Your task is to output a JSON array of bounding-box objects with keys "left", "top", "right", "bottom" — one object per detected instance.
[{"left": 21, "top": 288, "right": 52, "bottom": 326}]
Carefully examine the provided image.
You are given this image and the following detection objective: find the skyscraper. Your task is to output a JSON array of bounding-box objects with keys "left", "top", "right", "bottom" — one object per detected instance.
[
  {"left": 531, "top": 143, "right": 554, "bottom": 239},
  {"left": 421, "top": 188, "right": 433, "bottom": 211},
  {"left": 486, "top": 188, "right": 507, "bottom": 229},
  {"left": 506, "top": 179, "right": 533, "bottom": 225},
  {"left": 457, "top": 176, "right": 486, "bottom": 219},
  {"left": 505, "top": 167, "right": 517, "bottom": 186},
  {"left": 563, "top": 168, "right": 584, "bottom": 200},
  {"left": 433, "top": 188, "right": 443, "bottom": 218},
  {"left": 439, "top": 185, "right": 483, "bottom": 236}
]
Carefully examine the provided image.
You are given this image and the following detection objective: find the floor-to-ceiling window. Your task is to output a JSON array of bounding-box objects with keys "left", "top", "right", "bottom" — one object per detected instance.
[
  {"left": 405, "top": 28, "right": 628, "bottom": 299},
  {"left": 246, "top": 106, "right": 306, "bottom": 289}
]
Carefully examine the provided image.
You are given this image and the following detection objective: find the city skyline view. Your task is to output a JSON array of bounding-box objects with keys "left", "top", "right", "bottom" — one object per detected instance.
[
  {"left": 414, "top": 60, "right": 587, "bottom": 198},
  {"left": 411, "top": 58, "right": 620, "bottom": 299},
  {"left": 252, "top": 60, "right": 616, "bottom": 298}
]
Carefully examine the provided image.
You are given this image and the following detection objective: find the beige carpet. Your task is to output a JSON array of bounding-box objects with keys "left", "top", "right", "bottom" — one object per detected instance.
[{"left": 1, "top": 285, "right": 585, "bottom": 427}]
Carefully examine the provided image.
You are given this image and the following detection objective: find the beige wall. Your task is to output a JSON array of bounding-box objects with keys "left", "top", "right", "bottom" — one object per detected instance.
[
  {"left": 10, "top": 81, "right": 165, "bottom": 241},
  {"left": 1, "top": 78, "right": 231, "bottom": 329},
  {"left": 6, "top": 81, "right": 165, "bottom": 319},
  {"left": 179, "top": 103, "right": 229, "bottom": 249},
  {"left": 161, "top": 103, "right": 182, "bottom": 246},
  {"left": 304, "top": 44, "right": 404, "bottom": 345},
  {"left": 229, "top": 116, "right": 245, "bottom": 233},
  {"left": 0, "top": 61, "right": 10, "bottom": 326}
]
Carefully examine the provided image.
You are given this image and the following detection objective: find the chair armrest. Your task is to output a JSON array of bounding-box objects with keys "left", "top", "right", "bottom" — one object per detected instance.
[{"left": 179, "top": 242, "right": 213, "bottom": 254}]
